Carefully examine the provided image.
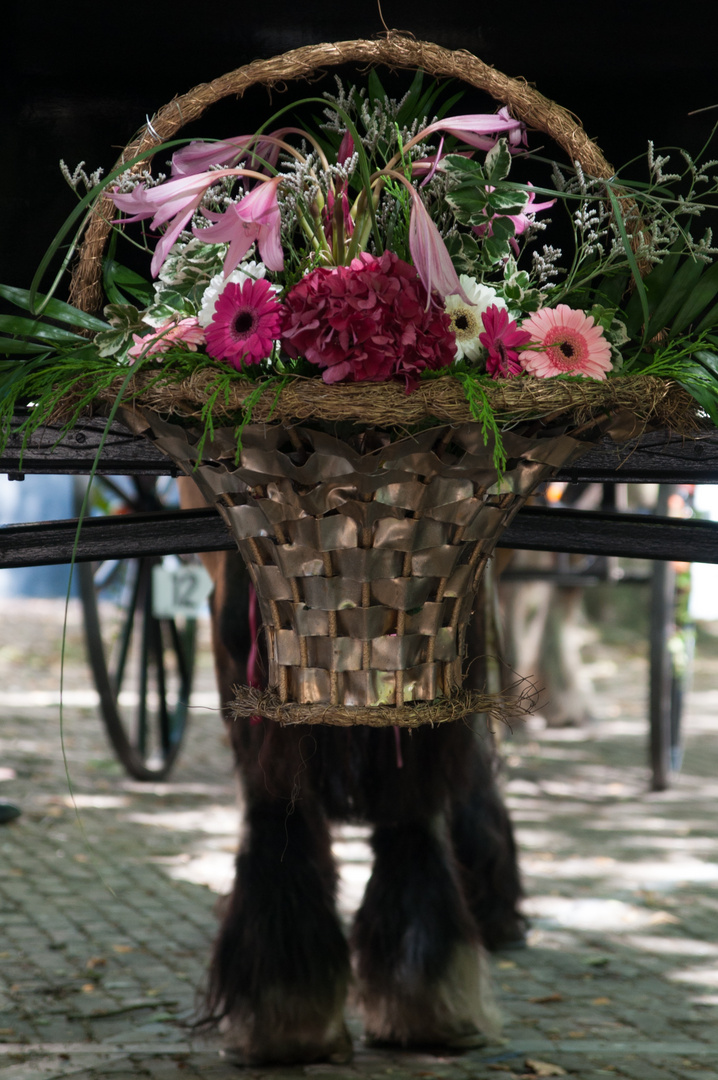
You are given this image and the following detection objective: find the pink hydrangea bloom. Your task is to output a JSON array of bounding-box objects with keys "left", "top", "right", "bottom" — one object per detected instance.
[
  {"left": 280, "top": 251, "right": 456, "bottom": 389},
  {"left": 479, "top": 305, "right": 532, "bottom": 378},
  {"left": 204, "top": 278, "right": 282, "bottom": 370},
  {"left": 128, "top": 317, "right": 205, "bottom": 363},
  {"left": 519, "top": 305, "right": 613, "bottom": 380}
]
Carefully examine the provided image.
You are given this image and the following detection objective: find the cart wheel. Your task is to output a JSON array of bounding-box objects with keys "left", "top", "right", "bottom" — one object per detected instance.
[{"left": 73, "top": 475, "right": 197, "bottom": 781}]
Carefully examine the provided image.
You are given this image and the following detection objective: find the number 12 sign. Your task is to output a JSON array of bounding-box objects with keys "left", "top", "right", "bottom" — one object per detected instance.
[{"left": 151, "top": 562, "right": 214, "bottom": 619}]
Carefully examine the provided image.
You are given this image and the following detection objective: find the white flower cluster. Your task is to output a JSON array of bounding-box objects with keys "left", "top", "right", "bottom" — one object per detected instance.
[
  {"left": 59, "top": 160, "right": 104, "bottom": 192},
  {"left": 321, "top": 77, "right": 434, "bottom": 162},
  {"left": 531, "top": 245, "right": 563, "bottom": 288},
  {"left": 111, "top": 168, "right": 167, "bottom": 194}
]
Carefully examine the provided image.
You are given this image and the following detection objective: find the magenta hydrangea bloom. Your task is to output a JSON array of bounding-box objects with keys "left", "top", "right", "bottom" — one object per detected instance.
[
  {"left": 479, "top": 305, "right": 532, "bottom": 379},
  {"left": 204, "top": 278, "right": 281, "bottom": 370},
  {"left": 280, "top": 251, "right": 456, "bottom": 389}
]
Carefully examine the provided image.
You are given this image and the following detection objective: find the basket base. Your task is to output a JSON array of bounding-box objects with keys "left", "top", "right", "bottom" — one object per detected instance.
[{"left": 230, "top": 683, "right": 538, "bottom": 728}]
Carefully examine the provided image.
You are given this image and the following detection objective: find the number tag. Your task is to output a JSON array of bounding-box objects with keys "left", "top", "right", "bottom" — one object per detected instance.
[{"left": 151, "top": 563, "right": 213, "bottom": 619}]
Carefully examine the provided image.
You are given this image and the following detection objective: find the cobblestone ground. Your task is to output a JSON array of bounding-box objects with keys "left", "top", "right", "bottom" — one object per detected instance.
[{"left": 2, "top": 596, "right": 718, "bottom": 1080}]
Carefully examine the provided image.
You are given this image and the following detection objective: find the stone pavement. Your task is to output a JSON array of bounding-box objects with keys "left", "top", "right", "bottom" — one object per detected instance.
[{"left": 2, "top": 597, "right": 718, "bottom": 1080}]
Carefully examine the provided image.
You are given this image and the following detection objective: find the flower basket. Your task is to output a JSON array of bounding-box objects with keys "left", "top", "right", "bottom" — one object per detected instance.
[{"left": 34, "top": 36, "right": 714, "bottom": 726}]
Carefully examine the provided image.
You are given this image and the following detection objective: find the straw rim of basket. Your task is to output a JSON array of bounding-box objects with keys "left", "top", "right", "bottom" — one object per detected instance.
[{"left": 89, "top": 370, "right": 701, "bottom": 435}]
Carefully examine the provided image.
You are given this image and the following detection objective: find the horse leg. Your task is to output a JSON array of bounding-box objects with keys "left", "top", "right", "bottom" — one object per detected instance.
[
  {"left": 181, "top": 526, "right": 351, "bottom": 1063},
  {"left": 450, "top": 728, "right": 527, "bottom": 951},
  {"left": 457, "top": 590, "right": 527, "bottom": 950},
  {"left": 350, "top": 726, "right": 501, "bottom": 1049},
  {"left": 205, "top": 732, "right": 352, "bottom": 1064}
]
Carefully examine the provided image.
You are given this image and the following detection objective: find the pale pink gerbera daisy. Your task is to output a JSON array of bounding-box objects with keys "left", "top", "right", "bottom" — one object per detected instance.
[
  {"left": 519, "top": 304, "right": 612, "bottom": 380},
  {"left": 205, "top": 278, "right": 282, "bottom": 369},
  {"left": 128, "top": 316, "right": 205, "bottom": 363}
]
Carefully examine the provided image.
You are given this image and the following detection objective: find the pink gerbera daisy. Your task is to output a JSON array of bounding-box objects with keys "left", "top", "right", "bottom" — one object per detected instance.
[
  {"left": 205, "top": 278, "right": 281, "bottom": 369},
  {"left": 518, "top": 304, "right": 612, "bottom": 380},
  {"left": 128, "top": 316, "right": 205, "bottom": 363},
  {"left": 479, "top": 305, "right": 532, "bottom": 378}
]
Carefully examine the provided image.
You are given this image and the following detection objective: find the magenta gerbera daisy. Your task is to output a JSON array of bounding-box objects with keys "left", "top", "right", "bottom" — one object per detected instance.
[
  {"left": 518, "top": 304, "right": 612, "bottom": 380},
  {"left": 479, "top": 304, "right": 532, "bottom": 379},
  {"left": 204, "top": 278, "right": 281, "bottom": 369}
]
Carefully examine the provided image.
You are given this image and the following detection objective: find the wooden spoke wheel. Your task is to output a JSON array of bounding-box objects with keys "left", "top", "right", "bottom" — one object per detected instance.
[{"left": 74, "top": 475, "right": 197, "bottom": 781}]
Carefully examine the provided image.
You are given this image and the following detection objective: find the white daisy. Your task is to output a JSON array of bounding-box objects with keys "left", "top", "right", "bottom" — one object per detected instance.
[{"left": 444, "top": 276, "right": 506, "bottom": 361}]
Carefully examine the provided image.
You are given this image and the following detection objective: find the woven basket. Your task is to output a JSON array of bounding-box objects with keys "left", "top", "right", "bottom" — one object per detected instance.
[{"left": 69, "top": 35, "right": 695, "bottom": 727}]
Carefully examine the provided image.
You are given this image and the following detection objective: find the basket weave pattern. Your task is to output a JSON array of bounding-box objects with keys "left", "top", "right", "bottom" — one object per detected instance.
[{"left": 125, "top": 409, "right": 597, "bottom": 718}]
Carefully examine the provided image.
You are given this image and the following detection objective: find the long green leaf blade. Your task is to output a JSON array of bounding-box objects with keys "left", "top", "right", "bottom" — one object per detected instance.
[
  {"left": 645, "top": 256, "right": 705, "bottom": 340},
  {"left": 605, "top": 184, "right": 650, "bottom": 340},
  {"left": 0, "top": 284, "right": 109, "bottom": 331},
  {"left": 0, "top": 315, "right": 86, "bottom": 344},
  {"left": 670, "top": 260, "right": 718, "bottom": 335},
  {"left": 0, "top": 339, "right": 51, "bottom": 355}
]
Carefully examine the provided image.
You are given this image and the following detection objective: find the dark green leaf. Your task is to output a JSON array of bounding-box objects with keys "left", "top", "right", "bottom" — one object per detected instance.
[
  {"left": 104, "top": 260, "right": 154, "bottom": 306},
  {"left": 0, "top": 339, "right": 50, "bottom": 355},
  {"left": 0, "top": 315, "right": 86, "bottom": 344},
  {"left": 367, "top": 69, "right": 387, "bottom": 106},
  {"left": 0, "top": 284, "right": 108, "bottom": 332},
  {"left": 486, "top": 190, "right": 526, "bottom": 214},
  {"left": 425, "top": 89, "right": 464, "bottom": 123},
  {"left": 670, "top": 260, "right": 718, "bottom": 335},
  {"left": 443, "top": 154, "right": 487, "bottom": 181},
  {"left": 691, "top": 349, "right": 718, "bottom": 378},
  {"left": 645, "top": 256, "right": 706, "bottom": 340},
  {"left": 695, "top": 301, "right": 718, "bottom": 336},
  {"left": 676, "top": 371, "right": 718, "bottom": 424},
  {"left": 606, "top": 184, "right": 649, "bottom": 340},
  {"left": 674, "top": 351, "right": 718, "bottom": 424},
  {"left": 395, "top": 70, "right": 426, "bottom": 125},
  {"left": 488, "top": 216, "right": 516, "bottom": 241},
  {"left": 482, "top": 236, "right": 512, "bottom": 265},
  {"left": 593, "top": 272, "right": 630, "bottom": 310}
]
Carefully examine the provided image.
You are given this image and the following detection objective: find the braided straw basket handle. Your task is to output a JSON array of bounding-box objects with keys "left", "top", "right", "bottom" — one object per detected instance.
[{"left": 69, "top": 33, "right": 615, "bottom": 314}]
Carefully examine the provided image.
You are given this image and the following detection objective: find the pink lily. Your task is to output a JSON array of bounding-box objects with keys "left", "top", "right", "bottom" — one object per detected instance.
[
  {"left": 172, "top": 128, "right": 330, "bottom": 179},
  {"left": 496, "top": 106, "right": 527, "bottom": 149},
  {"left": 110, "top": 168, "right": 281, "bottom": 278},
  {"left": 415, "top": 109, "right": 525, "bottom": 153},
  {"left": 195, "top": 175, "right": 283, "bottom": 274},
  {"left": 171, "top": 136, "right": 265, "bottom": 176},
  {"left": 404, "top": 183, "right": 469, "bottom": 307},
  {"left": 382, "top": 109, "right": 526, "bottom": 179},
  {"left": 111, "top": 169, "right": 247, "bottom": 277}
]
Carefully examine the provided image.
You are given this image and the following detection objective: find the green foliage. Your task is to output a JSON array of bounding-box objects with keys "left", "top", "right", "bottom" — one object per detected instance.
[
  {"left": 451, "top": 370, "right": 507, "bottom": 474},
  {"left": 0, "top": 285, "right": 108, "bottom": 333},
  {"left": 95, "top": 305, "right": 145, "bottom": 357},
  {"left": 442, "top": 151, "right": 527, "bottom": 272},
  {"left": 103, "top": 260, "right": 154, "bottom": 307},
  {"left": 673, "top": 348, "right": 718, "bottom": 425}
]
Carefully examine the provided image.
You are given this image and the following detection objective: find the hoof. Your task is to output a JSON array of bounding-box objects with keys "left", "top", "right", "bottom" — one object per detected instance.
[
  {"left": 358, "top": 944, "right": 501, "bottom": 1050},
  {"left": 365, "top": 1026, "right": 488, "bottom": 1052},
  {"left": 221, "top": 1014, "right": 352, "bottom": 1065}
]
